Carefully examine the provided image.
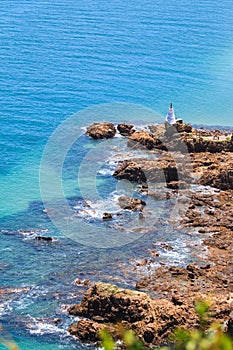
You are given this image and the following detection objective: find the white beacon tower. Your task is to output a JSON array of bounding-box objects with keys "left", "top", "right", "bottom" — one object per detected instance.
[{"left": 166, "top": 103, "right": 176, "bottom": 125}]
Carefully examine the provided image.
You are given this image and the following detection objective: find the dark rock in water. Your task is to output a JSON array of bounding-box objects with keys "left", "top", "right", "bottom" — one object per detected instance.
[
  {"left": 127, "top": 130, "right": 157, "bottom": 150},
  {"left": 117, "top": 123, "right": 135, "bottom": 136},
  {"left": 118, "top": 196, "right": 146, "bottom": 211},
  {"left": 102, "top": 212, "right": 112, "bottom": 220},
  {"left": 54, "top": 318, "right": 62, "bottom": 324},
  {"left": 35, "top": 236, "right": 53, "bottom": 242},
  {"left": 74, "top": 278, "right": 92, "bottom": 286},
  {"left": 86, "top": 122, "right": 116, "bottom": 139}
]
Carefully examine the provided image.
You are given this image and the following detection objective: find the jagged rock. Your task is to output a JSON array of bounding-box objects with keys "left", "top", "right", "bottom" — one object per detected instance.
[
  {"left": 68, "top": 319, "right": 105, "bottom": 343},
  {"left": 113, "top": 160, "right": 147, "bottom": 183},
  {"left": 117, "top": 123, "right": 135, "bottom": 136},
  {"left": 175, "top": 123, "right": 192, "bottom": 133},
  {"left": 118, "top": 196, "right": 146, "bottom": 211},
  {"left": 86, "top": 122, "right": 116, "bottom": 139},
  {"left": 167, "top": 180, "right": 188, "bottom": 190},
  {"left": 127, "top": 130, "right": 157, "bottom": 150},
  {"left": 186, "top": 139, "right": 233, "bottom": 153},
  {"left": 67, "top": 282, "right": 197, "bottom": 346},
  {"left": 199, "top": 168, "right": 233, "bottom": 190},
  {"left": 113, "top": 158, "right": 191, "bottom": 186},
  {"left": 68, "top": 282, "right": 156, "bottom": 323}
]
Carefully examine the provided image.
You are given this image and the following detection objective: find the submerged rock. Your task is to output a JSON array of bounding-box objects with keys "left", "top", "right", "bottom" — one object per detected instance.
[
  {"left": 102, "top": 212, "right": 113, "bottom": 220},
  {"left": 86, "top": 122, "right": 116, "bottom": 139},
  {"left": 35, "top": 236, "right": 53, "bottom": 241}
]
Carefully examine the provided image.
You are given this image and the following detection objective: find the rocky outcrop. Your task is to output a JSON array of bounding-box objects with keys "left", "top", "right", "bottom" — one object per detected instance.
[
  {"left": 75, "top": 123, "right": 233, "bottom": 347},
  {"left": 175, "top": 123, "right": 192, "bottom": 133},
  {"left": 118, "top": 196, "right": 146, "bottom": 211},
  {"left": 86, "top": 122, "right": 116, "bottom": 139},
  {"left": 127, "top": 131, "right": 158, "bottom": 150},
  {"left": 186, "top": 139, "right": 233, "bottom": 153},
  {"left": 68, "top": 282, "right": 196, "bottom": 345},
  {"left": 113, "top": 160, "right": 147, "bottom": 183},
  {"left": 113, "top": 158, "right": 191, "bottom": 187},
  {"left": 69, "top": 319, "right": 106, "bottom": 342},
  {"left": 191, "top": 152, "right": 233, "bottom": 190},
  {"left": 117, "top": 123, "right": 135, "bottom": 136},
  {"left": 199, "top": 168, "right": 233, "bottom": 190}
]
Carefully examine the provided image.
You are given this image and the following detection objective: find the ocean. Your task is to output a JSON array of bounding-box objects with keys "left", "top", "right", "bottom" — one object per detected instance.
[{"left": 0, "top": 0, "right": 233, "bottom": 348}]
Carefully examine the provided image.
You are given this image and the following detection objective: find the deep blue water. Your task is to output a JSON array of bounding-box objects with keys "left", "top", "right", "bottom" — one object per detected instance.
[{"left": 0, "top": 0, "right": 233, "bottom": 348}]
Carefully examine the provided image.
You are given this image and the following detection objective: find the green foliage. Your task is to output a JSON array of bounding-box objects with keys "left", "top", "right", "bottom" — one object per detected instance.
[
  {"left": 100, "top": 329, "right": 116, "bottom": 350},
  {"left": 100, "top": 326, "right": 144, "bottom": 350},
  {"left": 169, "top": 301, "right": 233, "bottom": 350},
  {"left": 195, "top": 300, "right": 210, "bottom": 329},
  {"left": 171, "top": 322, "right": 232, "bottom": 350}
]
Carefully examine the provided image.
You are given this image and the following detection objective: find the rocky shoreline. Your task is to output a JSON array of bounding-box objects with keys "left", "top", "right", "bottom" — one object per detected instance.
[{"left": 67, "top": 122, "right": 233, "bottom": 347}]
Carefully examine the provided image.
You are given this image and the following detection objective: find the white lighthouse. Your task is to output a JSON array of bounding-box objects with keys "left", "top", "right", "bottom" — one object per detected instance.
[{"left": 166, "top": 103, "right": 176, "bottom": 125}]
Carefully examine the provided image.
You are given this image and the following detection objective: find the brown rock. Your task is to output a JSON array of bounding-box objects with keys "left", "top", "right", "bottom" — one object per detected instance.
[
  {"left": 68, "top": 282, "right": 198, "bottom": 346},
  {"left": 117, "top": 123, "right": 135, "bottom": 136},
  {"left": 175, "top": 123, "right": 192, "bottom": 133},
  {"left": 113, "top": 158, "right": 189, "bottom": 185},
  {"left": 199, "top": 168, "right": 233, "bottom": 190},
  {"left": 68, "top": 319, "right": 105, "bottom": 343},
  {"left": 86, "top": 122, "right": 116, "bottom": 139},
  {"left": 118, "top": 196, "right": 146, "bottom": 211},
  {"left": 113, "top": 160, "right": 147, "bottom": 183},
  {"left": 127, "top": 130, "right": 157, "bottom": 150}
]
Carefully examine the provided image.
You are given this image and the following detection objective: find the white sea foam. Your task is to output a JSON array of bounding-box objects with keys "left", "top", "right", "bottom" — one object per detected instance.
[{"left": 26, "top": 317, "right": 66, "bottom": 336}]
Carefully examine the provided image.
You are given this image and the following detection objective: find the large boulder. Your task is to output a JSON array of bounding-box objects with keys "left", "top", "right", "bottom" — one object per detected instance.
[
  {"left": 67, "top": 282, "right": 196, "bottom": 346},
  {"left": 68, "top": 282, "right": 156, "bottom": 324},
  {"left": 86, "top": 122, "right": 116, "bottom": 139}
]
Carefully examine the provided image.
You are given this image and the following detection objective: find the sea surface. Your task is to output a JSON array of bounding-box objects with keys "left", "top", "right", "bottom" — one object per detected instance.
[{"left": 0, "top": 0, "right": 233, "bottom": 349}]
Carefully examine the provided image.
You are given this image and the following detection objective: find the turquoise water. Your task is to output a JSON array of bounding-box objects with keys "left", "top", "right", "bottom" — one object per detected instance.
[{"left": 0, "top": 0, "right": 233, "bottom": 348}]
